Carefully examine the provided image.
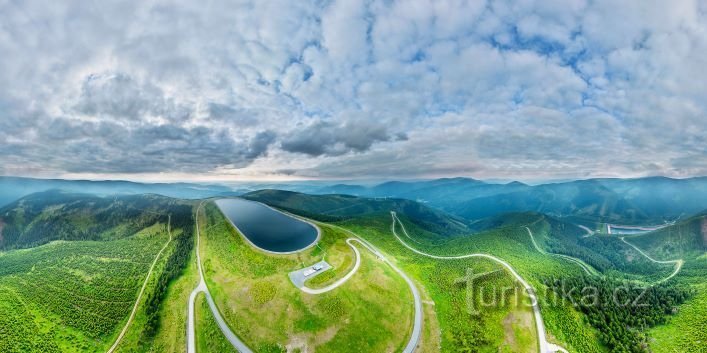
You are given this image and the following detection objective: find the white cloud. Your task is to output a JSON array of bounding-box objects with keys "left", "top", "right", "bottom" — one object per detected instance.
[{"left": 0, "top": 0, "right": 705, "bottom": 180}]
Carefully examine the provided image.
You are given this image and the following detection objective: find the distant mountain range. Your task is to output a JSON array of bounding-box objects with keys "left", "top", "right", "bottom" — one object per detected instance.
[
  {"left": 3, "top": 175, "right": 707, "bottom": 224},
  {"left": 0, "top": 176, "right": 238, "bottom": 207},
  {"left": 310, "top": 176, "right": 707, "bottom": 224}
]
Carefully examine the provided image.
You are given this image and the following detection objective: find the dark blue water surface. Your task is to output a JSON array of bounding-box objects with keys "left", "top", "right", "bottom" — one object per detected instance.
[{"left": 215, "top": 198, "right": 318, "bottom": 253}]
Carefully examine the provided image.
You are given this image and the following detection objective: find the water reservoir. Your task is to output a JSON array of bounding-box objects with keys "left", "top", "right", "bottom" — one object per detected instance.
[{"left": 215, "top": 198, "right": 319, "bottom": 253}]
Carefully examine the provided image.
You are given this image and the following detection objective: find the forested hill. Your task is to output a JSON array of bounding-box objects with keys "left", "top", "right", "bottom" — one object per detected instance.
[
  {"left": 243, "top": 189, "right": 470, "bottom": 236},
  {"left": 626, "top": 212, "right": 707, "bottom": 260},
  {"left": 0, "top": 176, "right": 236, "bottom": 208},
  {"left": 0, "top": 190, "right": 193, "bottom": 250}
]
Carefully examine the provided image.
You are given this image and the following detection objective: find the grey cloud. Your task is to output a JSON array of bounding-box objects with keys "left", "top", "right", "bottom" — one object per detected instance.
[
  {"left": 56, "top": 135, "right": 250, "bottom": 174},
  {"left": 246, "top": 130, "right": 277, "bottom": 159},
  {"left": 207, "top": 103, "right": 259, "bottom": 126},
  {"left": 73, "top": 73, "right": 192, "bottom": 122},
  {"left": 74, "top": 73, "right": 161, "bottom": 119},
  {"left": 395, "top": 132, "right": 408, "bottom": 141},
  {"left": 40, "top": 118, "right": 98, "bottom": 141},
  {"left": 14, "top": 114, "right": 273, "bottom": 174},
  {"left": 287, "top": 143, "right": 484, "bottom": 179},
  {"left": 281, "top": 120, "right": 392, "bottom": 157}
]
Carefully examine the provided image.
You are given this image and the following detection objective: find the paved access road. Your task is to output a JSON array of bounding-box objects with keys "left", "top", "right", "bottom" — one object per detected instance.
[
  {"left": 578, "top": 225, "right": 594, "bottom": 238},
  {"left": 290, "top": 241, "right": 362, "bottom": 294},
  {"left": 188, "top": 201, "right": 421, "bottom": 353},
  {"left": 390, "top": 212, "right": 568, "bottom": 353},
  {"left": 326, "top": 225, "right": 423, "bottom": 353},
  {"left": 525, "top": 227, "right": 600, "bottom": 277},
  {"left": 187, "top": 202, "right": 253, "bottom": 353},
  {"left": 107, "top": 215, "right": 173, "bottom": 353},
  {"left": 620, "top": 236, "right": 683, "bottom": 284}
]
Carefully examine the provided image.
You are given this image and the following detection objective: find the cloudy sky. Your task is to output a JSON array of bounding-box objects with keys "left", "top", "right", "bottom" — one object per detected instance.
[{"left": 1, "top": 0, "right": 706, "bottom": 181}]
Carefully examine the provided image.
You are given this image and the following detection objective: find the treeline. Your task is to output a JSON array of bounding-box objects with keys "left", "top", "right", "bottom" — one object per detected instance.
[
  {"left": 545, "top": 276, "right": 693, "bottom": 353},
  {"left": 140, "top": 203, "right": 195, "bottom": 342}
]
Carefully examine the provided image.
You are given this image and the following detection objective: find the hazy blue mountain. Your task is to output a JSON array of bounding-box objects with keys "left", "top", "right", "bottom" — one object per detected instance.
[
  {"left": 0, "top": 190, "right": 190, "bottom": 249},
  {"left": 310, "top": 176, "right": 707, "bottom": 224},
  {"left": 450, "top": 179, "right": 633, "bottom": 221},
  {"left": 4, "top": 176, "right": 706, "bottom": 225},
  {"left": 314, "top": 177, "right": 524, "bottom": 206},
  {"left": 313, "top": 183, "right": 369, "bottom": 196},
  {"left": 0, "top": 176, "right": 238, "bottom": 207}
]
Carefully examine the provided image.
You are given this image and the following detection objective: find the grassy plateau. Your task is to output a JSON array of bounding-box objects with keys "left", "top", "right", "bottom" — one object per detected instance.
[{"left": 199, "top": 202, "right": 415, "bottom": 353}]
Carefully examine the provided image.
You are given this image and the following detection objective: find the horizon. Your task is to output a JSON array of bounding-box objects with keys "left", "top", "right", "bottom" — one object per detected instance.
[
  {"left": 1, "top": 2, "right": 706, "bottom": 352},
  {"left": 3, "top": 173, "right": 705, "bottom": 187},
  {"left": 2, "top": 1, "right": 706, "bottom": 181}
]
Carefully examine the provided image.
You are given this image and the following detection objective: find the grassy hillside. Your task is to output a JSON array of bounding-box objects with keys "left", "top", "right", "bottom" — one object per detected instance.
[
  {"left": 200, "top": 202, "right": 417, "bottom": 353},
  {"left": 536, "top": 216, "right": 677, "bottom": 282},
  {"left": 647, "top": 282, "right": 707, "bottom": 353},
  {"left": 244, "top": 189, "right": 470, "bottom": 236},
  {"left": 113, "top": 221, "right": 198, "bottom": 353},
  {"left": 539, "top": 211, "right": 707, "bottom": 352},
  {"left": 195, "top": 292, "right": 237, "bottom": 353},
  {"left": 127, "top": 239, "right": 199, "bottom": 353},
  {"left": 1, "top": 188, "right": 702, "bottom": 352},
  {"left": 337, "top": 213, "right": 604, "bottom": 353},
  {"left": 265, "top": 190, "right": 699, "bottom": 353}
]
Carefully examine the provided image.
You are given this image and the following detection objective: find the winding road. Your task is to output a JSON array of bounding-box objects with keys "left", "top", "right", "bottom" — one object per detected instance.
[
  {"left": 288, "top": 219, "right": 423, "bottom": 353},
  {"left": 324, "top": 225, "right": 423, "bottom": 353},
  {"left": 391, "top": 212, "right": 567, "bottom": 353},
  {"left": 189, "top": 201, "right": 421, "bottom": 353},
  {"left": 107, "top": 215, "right": 173, "bottom": 353},
  {"left": 578, "top": 225, "right": 594, "bottom": 238},
  {"left": 525, "top": 227, "right": 600, "bottom": 277},
  {"left": 620, "top": 237, "right": 683, "bottom": 284},
  {"left": 295, "top": 238, "right": 361, "bottom": 294},
  {"left": 533, "top": 221, "right": 681, "bottom": 284},
  {"left": 187, "top": 202, "right": 252, "bottom": 353}
]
